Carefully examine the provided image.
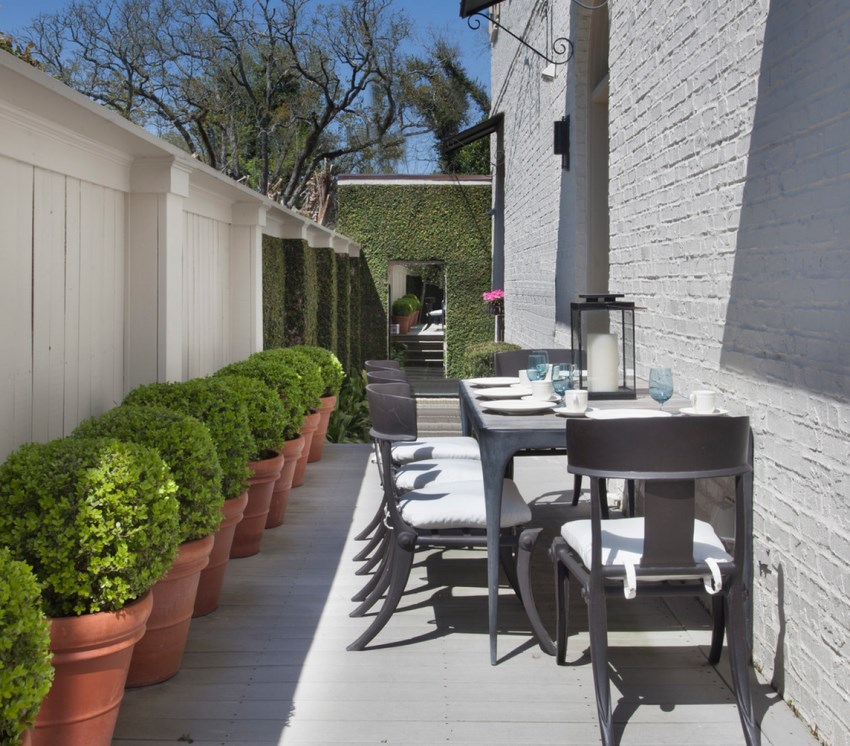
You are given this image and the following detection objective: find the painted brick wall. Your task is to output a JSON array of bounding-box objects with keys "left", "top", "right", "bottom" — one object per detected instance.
[{"left": 493, "top": 0, "right": 850, "bottom": 742}]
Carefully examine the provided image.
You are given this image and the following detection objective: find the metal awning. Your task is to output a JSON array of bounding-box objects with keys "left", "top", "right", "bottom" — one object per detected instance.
[
  {"left": 444, "top": 113, "right": 503, "bottom": 154},
  {"left": 459, "top": 0, "right": 500, "bottom": 18}
]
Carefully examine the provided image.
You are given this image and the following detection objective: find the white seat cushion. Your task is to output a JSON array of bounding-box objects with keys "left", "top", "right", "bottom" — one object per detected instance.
[
  {"left": 398, "top": 479, "right": 531, "bottom": 529},
  {"left": 391, "top": 436, "right": 480, "bottom": 463},
  {"left": 395, "top": 459, "right": 483, "bottom": 491}
]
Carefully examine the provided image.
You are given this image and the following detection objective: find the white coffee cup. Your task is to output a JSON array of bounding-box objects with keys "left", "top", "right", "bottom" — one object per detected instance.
[
  {"left": 562, "top": 388, "right": 588, "bottom": 413},
  {"left": 517, "top": 369, "right": 529, "bottom": 384},
  {"left": 530, "top": 379, "right": 554, "bottom": 401},
  {"left": 690, "top": 390, "right": 717, "bottom": 414}
]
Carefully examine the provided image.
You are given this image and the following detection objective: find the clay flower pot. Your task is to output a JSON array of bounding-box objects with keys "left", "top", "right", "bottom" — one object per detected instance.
[
  {"left": 292, "top": 411, "right": 321, "bottom": 488},
  {"left": 193, "top": 492, "right": 249, "bottom": 617},
  {"left": 308, "top": 394, "right": 337, "bottom": 463},
  {"left": 266, "top": 436, "right": 305, "bottom": 528},
  {"left": 32, "top": 592, "right": 153, "bottom": 746},
  {"left": 125, "top": 535, "right": 214, "bottom": 687},
  {"left": 230, "top": 451, "right": 285, "bottom": 558}
]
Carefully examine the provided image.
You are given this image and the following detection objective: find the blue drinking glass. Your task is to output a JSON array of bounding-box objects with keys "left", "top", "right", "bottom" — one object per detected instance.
[
  {"left": 648, "top": 367, "right": 674, "bottom": 409},
  {"left": 526, "top": 351, "right": 549, "bottom": 382},
  {"left": 552, "top": 363, "right": 575, "bottom": 405}
]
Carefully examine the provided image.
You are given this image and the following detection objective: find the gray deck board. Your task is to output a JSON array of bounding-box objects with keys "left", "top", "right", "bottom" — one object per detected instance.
[{"left": 112, "top": 446, "right": 815, "bottom": 746}]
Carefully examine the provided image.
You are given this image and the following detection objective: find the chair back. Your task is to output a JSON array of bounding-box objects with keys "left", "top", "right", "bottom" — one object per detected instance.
[
  {"left": 566, "top": 416, "right": 751, "bottom": 570},
  {"left": 365, "top": 383, "right": 418, "bottom": 442},
  {"left": 494, "top": 348, "right": 576, "bottom": 376},
  {"left": 364, "top": 359, "right": 401, "bottom": 373},
  {"left": 366, "top": 368, "right": 408, "bottom": 385}
]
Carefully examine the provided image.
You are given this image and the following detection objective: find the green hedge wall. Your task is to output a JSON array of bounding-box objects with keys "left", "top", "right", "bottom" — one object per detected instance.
[
  {"left": 262, "top": 235, "right": 286, "bottom": 349},
  {"left": 335, "top": 254, "right": 351, "bottom": 370},
  {"left": 282, "top": 239, "right": 317, "bottom": 346},
  {"left": 315, "top": 248, "right": 337, "bottom": 352},
  {"left": 336, "top": 183, "right": 493, "bottom": 377}
]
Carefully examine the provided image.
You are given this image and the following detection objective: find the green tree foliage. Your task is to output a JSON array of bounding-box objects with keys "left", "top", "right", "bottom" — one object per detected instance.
[{"left": 402, "top": 39, "right": 490, "bottom": 174}]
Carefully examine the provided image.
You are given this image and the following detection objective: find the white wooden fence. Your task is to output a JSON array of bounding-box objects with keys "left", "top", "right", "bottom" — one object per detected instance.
[{"left": 0, "top": 53, "right": 359, "bottom": 461}]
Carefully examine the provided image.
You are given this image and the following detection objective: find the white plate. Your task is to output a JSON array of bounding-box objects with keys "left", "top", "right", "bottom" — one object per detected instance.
[
  {"left": 554, "top": 406, "right": 596, "bottom": 417},
  {"left": 468, "top": 377, "right": 521, "bottom": 387},
  {"left": 679, "top": 407, "right": 729, "bottom": 416},
  {"left": 586, "top": 408, "right": 673, "bottom": 420},
  {"left": 481, "top": 399, "right": 558, "bottom": 414},
  {"left": 476, "top": 386, "right": 532, "bottom": 399}
]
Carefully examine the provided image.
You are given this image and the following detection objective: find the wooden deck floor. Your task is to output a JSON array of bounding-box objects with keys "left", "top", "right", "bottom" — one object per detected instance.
[{"left": 113, "top": 445, "right": 815, "bottom": 746}]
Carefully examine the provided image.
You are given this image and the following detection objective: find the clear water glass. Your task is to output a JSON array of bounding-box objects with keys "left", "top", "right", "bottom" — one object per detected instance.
[
  {"left": 552, "top": 363, "right": 574, "bottom": 404},
  {"left": 527, "top": 351, "right": 549, "bottom": 382},
  {"left": 648, "top": 367, "right": 674, "bottom": 409}
]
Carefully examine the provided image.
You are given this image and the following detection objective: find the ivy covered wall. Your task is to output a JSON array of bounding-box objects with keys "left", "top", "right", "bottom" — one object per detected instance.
[{"left": 336, "top": 181, "right": 493, "bottom": 377}]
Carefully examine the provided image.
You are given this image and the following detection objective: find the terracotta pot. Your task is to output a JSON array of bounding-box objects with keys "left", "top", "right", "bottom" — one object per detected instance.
[
  {"left": 230, "top": 451, "right": 285, "bottom": 558},
  {"left": 292, "top": 411, "right": 321, "bottom": 488},
  {"left": 20, "top": 731, "right": 32, "bottom": 746},
  {"left": 266, "top": 436, "right": 305, "bottom": 528},
  {"left": 32, "top": 592, "right": 152, "bottom": 746},
  {"left": 308, "top": 395, "right": 337, "bottom": 463},
  {"left": 391, "top": 315, "right": 411, "bottom": 334},
  {"left": 193, "top": 492, "right": 249, "bottom": 617},
  {"left": 125, "top": 535, "right": 213, "bottom": 687}
]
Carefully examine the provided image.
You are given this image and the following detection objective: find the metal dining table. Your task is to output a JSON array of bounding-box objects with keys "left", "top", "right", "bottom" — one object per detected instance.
[{"left": 458, "top": 379, "right": 690, "bottom": 665}]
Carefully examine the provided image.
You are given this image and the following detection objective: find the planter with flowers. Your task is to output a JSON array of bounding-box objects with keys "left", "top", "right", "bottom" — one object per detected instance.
[
  {"left": 483, "top": 288, "right": 505, "bottom": 342},
  {"left": 123, "top": 379, "right": 253, "bottom": 620},
  {"left": 0, "top": 437, "right": 180, "bottom": 745},
  {"left": 0, "top": 547, "right": 54, "bottom": 746}
]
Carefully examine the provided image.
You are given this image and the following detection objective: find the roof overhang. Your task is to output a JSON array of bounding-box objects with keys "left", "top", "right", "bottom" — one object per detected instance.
[
  {"left": 459, "top": 0, "right": 500, "bottom": 19},
  {"left": 444, "top": 113, "right": 503, "bottom": 154}
]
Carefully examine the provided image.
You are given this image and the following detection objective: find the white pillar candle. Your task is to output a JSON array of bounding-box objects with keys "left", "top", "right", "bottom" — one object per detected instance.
[{"left": 587, "top": 333, "right": 619, "bottom": 393}]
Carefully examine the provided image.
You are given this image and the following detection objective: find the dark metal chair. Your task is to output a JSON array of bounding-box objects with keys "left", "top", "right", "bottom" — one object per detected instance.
[
  {"left": 364, "top": 359, "right": 401, "bottom": 373},
  {"left": 348, "top": 383, "right": 541, "bottom": 651},
  {"left": 492, "top": 348, "right": 575, "bottom": 377},
  {"left": 550, "top": 416, "right": 759, "bottom": 746}
]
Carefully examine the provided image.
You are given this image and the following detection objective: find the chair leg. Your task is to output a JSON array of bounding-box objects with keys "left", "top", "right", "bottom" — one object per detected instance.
[
  {"left": 626, "top": 479, "right": 636, "bottom": 517},
  {"left": 551, "top": 538, "right": 570, "bottom": 664},
  {"left": 708, "top": 593, "right": 726, "bottom": 665},
  {"left": 354, "top": 502, "right": 383, "bottom": 541},
  {"left": 352, "top": 521, "right": 386, "bottom": 561},
  {"left": 587, "top": 588, "right": 614, "bottom": 746},
  {"left": 354, "top": 545, "right": 385, "bottom": 576},
  {"left": 517, "top": 528, "right": 555, "bottom": 655},
  {"left": 350, "top": 548, "right": 394, "bottom": 616},
  {"left": 571, "top": 474, "right": 582, "bottom": 505},
  {"left": 726, "top": 582, "right": 761, "bottom": 745},
  {"left": 351, "top": 540, "right": 392, "bottom": 604},
  {"left": 347, "top": 533, "right": 416, "bottom": 651}
]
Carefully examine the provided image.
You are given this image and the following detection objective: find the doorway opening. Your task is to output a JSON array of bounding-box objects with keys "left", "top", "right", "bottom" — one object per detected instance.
[{"left": 387, "top": 261, "right": 447, "bottom": 386}]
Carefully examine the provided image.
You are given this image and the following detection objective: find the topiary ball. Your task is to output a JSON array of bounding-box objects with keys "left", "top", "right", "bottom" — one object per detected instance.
[
  {"left": 253, "top": 348, "right": 324, "bottom": 413},
  {"left": 0, "top": 437, "right": 180, "bottom": 617},
  {"left": 289, "top": 345, "right": 345, "bottom": 397},
  {"left": 213, "top": 375, "right": 288, "bottom": 459},
  {"left": 0, "top": 547, "right": 54, "bottom": 744},
  {"left": 123, "top": 379, "right": 253, "bottom": 501},
  {"left": 74, "top": 404, "right": 224, "bottom": 543}
]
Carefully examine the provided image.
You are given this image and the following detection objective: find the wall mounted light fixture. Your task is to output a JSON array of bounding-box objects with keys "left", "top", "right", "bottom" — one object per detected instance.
[{"left": 554, "top": 116, "right": 570, "bottom": 171}]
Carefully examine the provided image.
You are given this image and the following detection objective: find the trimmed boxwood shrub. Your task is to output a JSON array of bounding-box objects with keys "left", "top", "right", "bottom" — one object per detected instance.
[
  {"left": 214, "top": 358, "right": 303, "bottom": 441},
  {"left": 123, "top": 379, "right": 253, "bottom": 501},
  {"left": 213, "top": 374, "right": 288, "bottom": 459},
  {"left": 0, "top": 437, "right": 180, "bottom": 617},
  {"left": 289, "top": 345, "right": 345, "bottom": 397},
  {"left": 0, "top": 547, "right": 54, "bottom": 745},
  {"left": 391, "top": 296, "right": 415, "bottom": 317},
  {"left": 252, "top": 348, "right": 324, "bottom": 413},
  {"left": 73, "top": 404, "right": 224, "bottom": 543},
  {"left": 457, "top": 341, "right": 522, "bottom": 378}
]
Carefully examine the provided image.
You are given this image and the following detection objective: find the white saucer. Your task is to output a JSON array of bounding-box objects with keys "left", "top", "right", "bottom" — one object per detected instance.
[
  {"left": 468, "top": 377, "right": 521, "bottom": 387},
  {"left": 522, "top": 394, "right": 561, "bottom": 403},
  {"left": 679, "top": 407, "right": 729, "bottom": 416},
  {"left": 481, "top": 399, "right": 558, "bottom": 415},
  {"left": 476, "top": 386, "right": 532, "bottom": 399},
  {"left": 586, "top": 409, "right": 673, "bottom": 420},
  {"left": 554, "top": 406, "right": 595, "bottom": 417}
]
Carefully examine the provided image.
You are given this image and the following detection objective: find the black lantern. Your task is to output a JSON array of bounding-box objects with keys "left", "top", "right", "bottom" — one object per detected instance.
[{"left": 570, "top": 294, "right": 636, "bottom": 400}]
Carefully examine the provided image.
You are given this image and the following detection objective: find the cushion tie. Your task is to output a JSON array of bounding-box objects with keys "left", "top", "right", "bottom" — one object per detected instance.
[
  {"left": 623, "top": 561, "right": 637, "bottom": 599},
  {"left": 703, "top": 557, "right": 723, "bottom": 595}
]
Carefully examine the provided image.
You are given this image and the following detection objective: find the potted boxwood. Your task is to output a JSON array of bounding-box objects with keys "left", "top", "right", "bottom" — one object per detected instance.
[
  {"left": 289, "top": 345, "right": 345, "bottom": 462},
  {"left": 0, "top": 548, "right": 54, "bottom": 746},
  {"left": 123, "top": 378, "right": 254, "bottom": 618},
  {"left": 214, "top": 356, "right": 306, "bottom": 527},
  {"left": 391, "top": 296, "right": 415, "bottom": 334},
  {"left": 214, "top": 374, "right": 289, "bottom": 557},
  {"left": 73, "top": 404, "right": 224, "bottom": 684},
  {"left": 0, "top": 437, "right": 180, "bottom": 746},
  {"left": 250, "top": 348, "right": 324, "bottom": 487}
]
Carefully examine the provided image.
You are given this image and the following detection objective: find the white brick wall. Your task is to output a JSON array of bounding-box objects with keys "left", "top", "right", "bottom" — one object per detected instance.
[{"left": 493, "top": 0, "right": 850, "bottom": 742}]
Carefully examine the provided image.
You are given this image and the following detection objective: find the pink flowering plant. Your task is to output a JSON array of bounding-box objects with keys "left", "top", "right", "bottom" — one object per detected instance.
[{"left": 482, "top": 288, "right": 505, "bottom": 314}]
